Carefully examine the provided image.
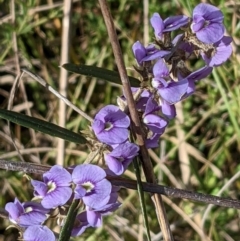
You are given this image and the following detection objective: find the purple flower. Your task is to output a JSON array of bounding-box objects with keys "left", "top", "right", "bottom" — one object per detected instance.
[
  {"left": 5, "top": 198, "right": 49, "bottom": 227},
  {"left": 84, "top": 197, "right": 121, "bottom": 228},
  {"left": 201, "top": 36, "right": 232, "bottom": 66},
  {"left": 191, "top": 3, "right": 225, "bottom": 44},
  {"left": 145, "top": 133, "right": 161, "bottom": 149},
  {"left": 71, "top": 212, "right": 91, "bottom": 237},
  {"left": 72, "top": 164, "right": 112, "bottom": 209},
  {"left": 132, "top": 41, "right": 170, "bottom": 65},
  {"left": 72, "top": 186, "right": 121, "bottom": 235},
  {"left": 23, "top": 225, "right": 55, "bottom": 241},
  {"left": 150, "top": 13, "right": 189, "bottom": 40},
  {"left": 152, "top": 59, "right": 188, "bottom": 104},
  {"left": 179, "top": 66, "right": 213, "bottom": 99},
  {"left": 104, "top": 142, "right": 139, "bottom": 175},
  {"left": 160, "top": 99, "right": 176, "bottom": 119},
  {"left": 143, "top": 97, "right": 168, "bottom": 134},
  {"left": 172, "top": 34, "right": 194, "bottom": 58},
  {"left": 31, "top": 165, "right": 72, "bottom": 209},
  {"left": 92, "top": 105, "right": 130, "bottom": 145}
]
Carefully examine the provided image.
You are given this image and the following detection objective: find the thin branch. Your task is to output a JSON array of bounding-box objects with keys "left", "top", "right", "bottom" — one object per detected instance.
[
  {"left": 97, "top": 1, "right": 173, "bottom": 240},
  {"left": 10, "top": 0, "right": 40, "bottom": 162},
  {"left": 1, "top": 160, "right": 240, "bottom": 210},
  {"left": 57, "top": 0, "right": 72, "bottom": 166},
  {"left": 21, "top": 68, "right": 93, "bottom": 123}
]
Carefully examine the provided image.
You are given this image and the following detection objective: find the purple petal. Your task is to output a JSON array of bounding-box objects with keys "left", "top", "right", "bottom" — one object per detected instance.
[
  {"left": 94, "top": 105, "right": 119, "bottom": 121},
  {"left": 43, "top": 165, "right": 71, "bottom": 186},
  {"left": 96, "top": 127, "right": 129, "bottom": 145},
  {"left": 184, "top": 80, "right": 196, "bottom": 98},
  {"left": 186, "top": 66, "right": 213, "bottom": 82},
  {"left": 192, "top": 3, "right": 224, "bottom": 44},
  {"left": 92, "top": 119, "right": 105, "bottom": 135},
  {"left": 122, "top": 158, "right": 135, "bottom": 172},
  {"left": 158, "top": 79, "right": 188, "bottom": 104},
  {"left": 195, "top": 22, "right": 224, "bottom": 44},
  {"left": 193, "top": 3, "right": 223, "bottom": 21},
  {"left": 161, "top": 100, "right": 176, "bottom": 119},
  {"left": 83, "top": 179, "right": 112, "bottom": 209},
  {"left": 72, "top": 164, "right": 107, "bottom": 184},
  {"left": 107, "top": 111, "right": 130, "bottom": 127},
  {"left": 71, "top": 212, "right": 91, "bottom": 237},
  {"left": 97, "top": 202, "right": 121, "bottom": 214},
  {"left": 191, "top": 15, "right": 205, "bottom": 32},
  {"left": 109, "top": 143, "right": 139, "bottom": 159},
  {"left": 86, "top": 210, "right": 102, "bottom": 227},
  {"left": 145, "top": 133, "right": 161, "bottom": 149},
  {"left": 41, "top": 186, "right": 72, "bottom": 209},
  {"left": 163, "top": 15, "right": 189, "bottom": 31},
  {"left": 74, "top": 185, "right": 87, "bottom": 199},
  {"left": 5, "top": 199, "right": 22, "bottom": 222},
  {"left": 144, "top": 97, "right": 160, "bottom": 116},
  {"left": 201, "top": 36, "right": 232, "bottom": 66},
  {"left": 152, "top": 77, "right": 168, "bottom": 88},
  {"left": 105, "top": 155, "right": 124, "bottom": 175},
  {"left": 150, "top": 13, "right": 164, "bottom": 39},
  {"left": 23, "top": 225, "right": 55, "bottom": 241},
  {"left": 144, "top": 114, "right": 168, "bottom": 134},
  {"left": 31, "top": 180, "right": 48, "bottom": 197},
  {"left": 153, "top": 59, "right": 169, "bottom": 78},
  {"left": 132, "top": 41, "right": 147, "bottom": 64},
  {"left": 18, "top": 211, "right": 48, "bottom": 227},
  {"left": 23, "top": 202, "right": 49, "bottom": 214},
  {"left": 141, "top": 50, "right": 170, "bottom": 62}
]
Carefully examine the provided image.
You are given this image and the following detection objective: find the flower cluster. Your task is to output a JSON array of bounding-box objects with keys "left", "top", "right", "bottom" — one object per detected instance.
[
  {"left": 128, "top": 3, "right": 232, "bottom": 147},
  {"left": 91, "top": 3, "right": 232, "bottom": 151},
  {"left": 5, "top": 164, "right": 120, "bottom": 240},
  {"left": 92, "top": 105, "right": 140, "bottom": 175}
]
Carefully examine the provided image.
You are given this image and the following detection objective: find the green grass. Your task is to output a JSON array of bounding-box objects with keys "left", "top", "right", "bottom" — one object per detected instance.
[{"left": 0, "top": 0, "right": 240, "bottom": 240}]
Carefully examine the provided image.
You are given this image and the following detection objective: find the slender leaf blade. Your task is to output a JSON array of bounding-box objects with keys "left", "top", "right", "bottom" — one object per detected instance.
[
  {"left": 0, "top": 109, "right": 87, "bottom": 144},
  {"left": 62, "top": 63, "right": 140, "bottom": 87}
]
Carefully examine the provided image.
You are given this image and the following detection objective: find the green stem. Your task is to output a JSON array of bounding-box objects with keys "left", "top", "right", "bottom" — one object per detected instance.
[{"left": 58, "top": 199, "right": 80, "bottom": 241}]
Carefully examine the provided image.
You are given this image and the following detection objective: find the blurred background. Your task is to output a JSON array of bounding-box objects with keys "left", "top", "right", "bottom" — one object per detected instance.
[{"left": 0, "top": 0, "right": 240, "bottom": 240}]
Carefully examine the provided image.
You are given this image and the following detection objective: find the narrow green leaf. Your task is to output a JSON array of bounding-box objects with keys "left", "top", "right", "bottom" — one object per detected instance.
[
  {"left": 133, "top": 157, "right": 151, "bottom": 241},
  {"left": 62, "top": 63, "right": 140, "bottom": 87},
  {"left": 0, "top": 109, "right": 87, "bottom": 144}
]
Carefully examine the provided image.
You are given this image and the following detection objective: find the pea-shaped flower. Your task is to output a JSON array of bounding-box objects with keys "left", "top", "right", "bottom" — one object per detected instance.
[
  {"left": 92, "top": 105, "right": 130, "bottom": 145},
  {"left": 191, "top": 3, "right": 224, "bottom": 44},
  {"left": 104, "top": 142, "right": 139, "bottom": 175},
  {"left": 5, "top": 198, "right": 49, "bottom": 227},
  {"left": 31, "top": 165, "right": 72, "bottom": 209},
  {"left": 72, "top": 164, "right": 112, "bottom": 209}
]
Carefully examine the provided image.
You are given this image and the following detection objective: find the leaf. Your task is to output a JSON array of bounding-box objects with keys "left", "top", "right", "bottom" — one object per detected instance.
[
  {"left": 62, "top": 63, "right": 140, "bottom": 87},
  {"left": 0, "top": 109, "right": 87, "bottom": 144}
]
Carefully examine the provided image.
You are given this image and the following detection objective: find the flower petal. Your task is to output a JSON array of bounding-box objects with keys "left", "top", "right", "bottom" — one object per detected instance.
[
  {"left": 31, "top": 180, "right": 48, "bottom": 197},
  {"left": 83, "top": 179, "right": 112, "bottom": 209},
  {"left": 23, "top": 225, "right": 55, "bottom": 241},
  {"left": 150, "top": 13, "right": 164, "bottom": 39},
  {"left": 96, "top": 127, "right": 129, "bottom": 145},
  {"left": 72, "top": 164, "right": 107, "bottom": 184},
  {"left": 43, "top": 165, "right": 72, "bottom": 186},
  {"left": 86, "top": 210, "right": 102, "bottom": 227},
  {"left": 105, "top": 155, "right": 124, "bottom": 175},
  {"left": 41, "top": 186, "right": 72, "bottom": 209},
  {"left": 195, "top": 22, "right": 224, "bottom": 44},
  {"left": 19, "top": 211, "right": 48, "bottom": 227},
  {"left": 158, "top": 79, "right": 188, "bottom": 104}
]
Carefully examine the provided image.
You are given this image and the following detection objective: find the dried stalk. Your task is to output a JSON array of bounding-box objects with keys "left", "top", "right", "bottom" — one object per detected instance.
[{"left": 97, "top": 1, "right": 173, "bottom": 240}]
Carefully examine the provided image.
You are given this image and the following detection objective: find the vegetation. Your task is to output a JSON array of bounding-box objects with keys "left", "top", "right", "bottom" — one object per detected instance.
[{"left": 0, "top": 0, "right": 240, "bottom": 240}]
